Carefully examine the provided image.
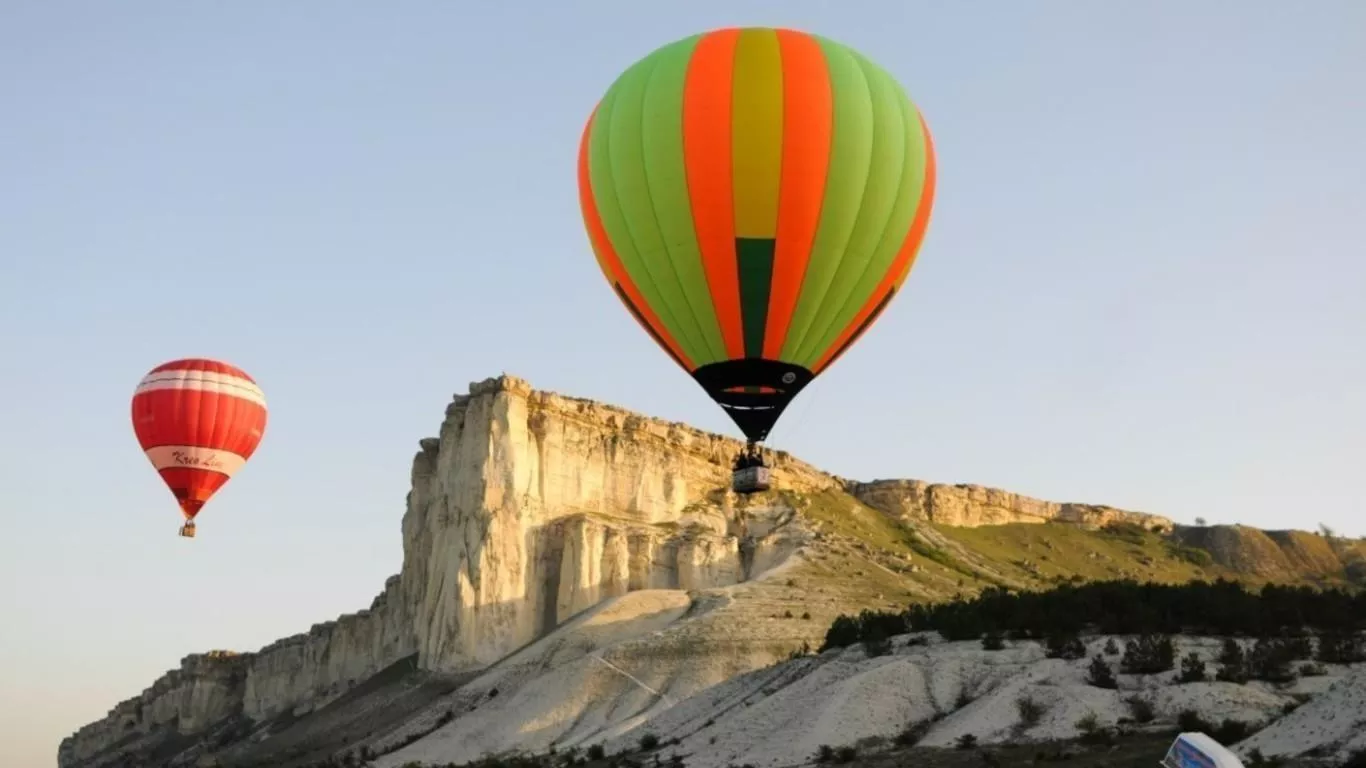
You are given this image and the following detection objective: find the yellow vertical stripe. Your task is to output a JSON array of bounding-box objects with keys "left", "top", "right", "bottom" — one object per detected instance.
[{"left": 730, "top": 28, "right": 784, "bottom": 239}]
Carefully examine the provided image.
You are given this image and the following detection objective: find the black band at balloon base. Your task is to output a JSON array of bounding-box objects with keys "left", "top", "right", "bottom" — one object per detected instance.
[{"left": 690, "top": 359, "right": 814, "bottom": 443}]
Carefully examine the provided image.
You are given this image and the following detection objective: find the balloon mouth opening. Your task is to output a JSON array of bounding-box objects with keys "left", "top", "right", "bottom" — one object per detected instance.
[
  {"left": 177, "top": 497, "right": 206, "bottom": 520},
  {"left": 723, "top": 385, "right": 783, "bottom": 395},
  {"left": 691, "top": 359, "right": 814, "bottom": 443}
]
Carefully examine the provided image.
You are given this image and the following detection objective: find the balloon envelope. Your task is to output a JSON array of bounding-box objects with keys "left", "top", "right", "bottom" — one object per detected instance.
[
  {"left": 131, "top": 358, "right": 268, "bottom": 522},
  {"left": 578, "top": 26, "right": 936, "bottom": 442}
]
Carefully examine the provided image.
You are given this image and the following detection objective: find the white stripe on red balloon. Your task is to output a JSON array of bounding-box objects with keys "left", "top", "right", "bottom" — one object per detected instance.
[
  {"left": 134, "top": 369, "right": 267, "bottom": 408},
  {"left": 143, "top": 445, "right": 248, "bottom": 476}
]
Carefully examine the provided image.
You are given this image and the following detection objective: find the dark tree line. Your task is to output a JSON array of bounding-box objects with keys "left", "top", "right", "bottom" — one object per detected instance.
[{"left": 821, "top": 579, "right": 1366, "bottom": 651}]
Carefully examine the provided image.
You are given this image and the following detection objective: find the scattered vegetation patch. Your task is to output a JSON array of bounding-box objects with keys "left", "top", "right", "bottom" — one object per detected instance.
[
  {"left": 1166, "top": 542, "right": 1215, "bottom": 568},
  {"left": 1214, "top": 718, "right": 1252, "bottom": 744},
  {"left": 1015, "top": 695, "right": 1048, "bottom": 729},
  {"left": 1177, "top": 709, "right": 1210, "bottom": 733},
  {"left": 1179, "top": 652, "right": 1207, "bottom": 683},
  {"left": 863, "top": 635, "right": 894, "bottom": 657},
  {"left": 1172, "top": 711, "right": 1253, "bottom": 745},
  {"left": 893, "top": 716, "right": 941, "bottom": 747},
  {"left": 936, "top": 520, "right": 1213, "bottom": 587},
  {"left": 812, "top": 743, "right": 861, "bottom": 765},
  {"left": 822, "top": 609, "right": 911, "bottom": 652},
  {"left": 1086, "top": 656, "right": 1118, "bottom": 689},
  {"left": 1216, "top": 639, "right": 1250, "bottom": 683},
  {"left": 1100, "top": 522, "right": 1149, "bottom": 545},
  {"left": 1317, "top": 630, "right": 1366, "bottom": 663},
  {"left": 798, "top": 490, "right": 956, "bottom": 562},
  {"left": 1045, "top": 632, "right": 1087, "bottom": 660},
  {"left": 1120, "top": 634, "right": 1175, "bottom": 674},
  {"left": 1123, "top": 695, "right": 1156, "bottom": 724},
  {"left": 820, "top": 578, "right": 1366, "bottom": 651},
  {"left": 1075, "top": 711, "right": 1117, "bottom": 747}
]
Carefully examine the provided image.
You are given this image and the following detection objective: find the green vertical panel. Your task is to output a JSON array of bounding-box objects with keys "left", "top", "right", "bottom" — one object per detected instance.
[
  {"left": 593, "top": 51, "right": 711, "bottom": 364},
  {"left": 794, "top": 49, "right": 920, "bottom": 365},
  {"left": 735, "top": 237, "right": 776, "bottom": 357},
  {"left": 639, "top": 35, "right": 728, "bottom": 364},
  {"left": 587, "top": 71, "right": 695, "bottom": 361},
  {"left": 778, "top": 40, "right": 875, "bottom": 362}
]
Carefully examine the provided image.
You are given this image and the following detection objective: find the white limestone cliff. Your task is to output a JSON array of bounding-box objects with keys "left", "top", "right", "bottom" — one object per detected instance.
[
  {"left": 395, "top": 375, "right": 831, "bottom": 676},
  {"left": 58, "top": 374, "right": 1171, "bottom": 768},
  {"left": 58, "top": 652, "right": 249, "bottom": 767},
  {"left": 240, "top": 575, "right": 413, "bottom": 720},
  {"left": 848, "top": 478, "right": 1174, "bottom": 531}
]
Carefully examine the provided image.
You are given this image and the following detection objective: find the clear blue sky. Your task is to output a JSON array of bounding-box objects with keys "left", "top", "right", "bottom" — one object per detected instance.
[{"left": 2, "top": 2, "right": 1363, "bottom": 765}]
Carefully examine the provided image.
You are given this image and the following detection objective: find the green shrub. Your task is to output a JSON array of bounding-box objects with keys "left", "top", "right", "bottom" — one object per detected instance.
[
  {"left": 1087, "top": 656, "right": 1118, "bottom": 689},
  {"left": 1179, "top": 652, "right": 1207, "bottom": 683},
  {"left": 1124, "top": 695, "right": 1156, "bottom": 723},
  {"left": 1045, "top": 632, "right": 1087, "bottom": 660},
  {"left": 1121, "top": 634, "right": 1176, "bottom": 674},
  {"left": 1213, "top": 719, "right": 1252, "bottom": 744},
  {"left": 1016, "top": 695, "right": 1047, "bottom": 727},
  {"left": 1178, "top": 710, "right": 1212, "bottom": 733}
]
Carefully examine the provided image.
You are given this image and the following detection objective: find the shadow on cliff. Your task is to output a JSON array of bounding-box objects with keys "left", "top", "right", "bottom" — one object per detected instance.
[
  {"left": 189, "top": 654, "right": 454, "bottom": 768},
  {"left": 210, "top": 591, "right": 715, "bottom": 768}
]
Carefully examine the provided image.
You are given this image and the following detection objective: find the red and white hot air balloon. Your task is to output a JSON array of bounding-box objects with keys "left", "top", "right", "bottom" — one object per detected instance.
[{"left": 131, "top": 358, "right": 268, "bottom": 537}]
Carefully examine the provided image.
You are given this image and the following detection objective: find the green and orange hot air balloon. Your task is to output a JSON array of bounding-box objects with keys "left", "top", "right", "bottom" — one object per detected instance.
[{"left": 578, "top": 26, "right": 936, "bottom": 446}]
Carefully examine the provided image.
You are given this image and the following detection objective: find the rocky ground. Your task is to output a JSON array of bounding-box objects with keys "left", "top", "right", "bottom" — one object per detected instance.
[{"left": 364, "top": 616, "right": 1366, "bottom": 768}]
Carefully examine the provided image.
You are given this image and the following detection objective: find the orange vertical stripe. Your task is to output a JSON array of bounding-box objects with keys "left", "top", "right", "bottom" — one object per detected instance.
[
  {"left": 683, "top": 28, "right": 745, "bottom": 361},
  {"left": 762, "top": 30, "right": 833, "bottom": 360},
  {"left": 578, "top": 110, "right": 695, "bottom": 370},
  {"left": 811, "top": 112, "right": 937, "bottom": 374}
]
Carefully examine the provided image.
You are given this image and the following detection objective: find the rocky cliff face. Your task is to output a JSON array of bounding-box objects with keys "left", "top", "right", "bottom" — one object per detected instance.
[
  {"left": 59, "top": 375, "right": 1174, "bottom": 768},
  {"left": 397, "top": 376, "right": 832, "bottom": 677},
  {"left": 58, "top": 652, "right": 249, "bottom": 767},
  {"left": 847, "top": 478, "right": 1174, "bottom": 531},
  {"left": 1171, "top": 524, "right": 1366, "bottom": 581}
]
